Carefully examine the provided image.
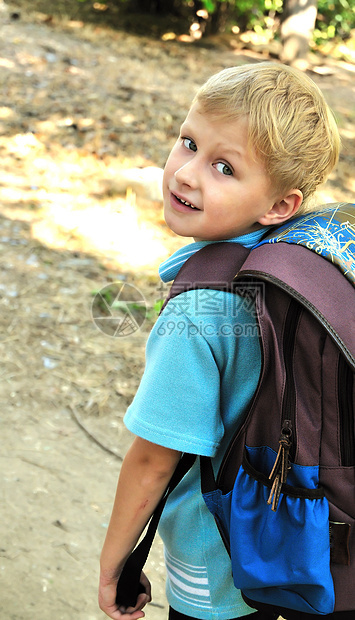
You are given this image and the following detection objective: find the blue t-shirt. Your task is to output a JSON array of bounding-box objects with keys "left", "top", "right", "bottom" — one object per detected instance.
[{"left": 124, "top": 229, "right": 267, "bottom": 619}]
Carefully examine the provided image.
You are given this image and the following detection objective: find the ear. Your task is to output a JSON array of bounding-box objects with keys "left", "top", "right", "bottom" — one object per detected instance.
[{"left": 258, "top": 189, "right": 303, "bottom": 226}]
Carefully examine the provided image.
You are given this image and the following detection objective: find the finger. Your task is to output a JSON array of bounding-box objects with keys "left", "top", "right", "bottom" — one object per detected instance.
[
  {"left": 123, "top": 595, "right": 148, "bottom": 614},
  {"left": 109, "top": 606, "right": 145, "bottom": 620},
  {"left": 117, "top": 609, "right": 145, "bottom": 620},
  {"left": 139, "top": 573, "right": 152, "bottom": 601},
  {"left": 132, "top": 592, "right": 151, "bottom": 612}
]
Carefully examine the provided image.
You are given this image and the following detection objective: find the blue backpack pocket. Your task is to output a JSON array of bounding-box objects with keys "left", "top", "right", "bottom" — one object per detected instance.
[{"left": 203, "top": 445, "right": 335, "bottom": 615}]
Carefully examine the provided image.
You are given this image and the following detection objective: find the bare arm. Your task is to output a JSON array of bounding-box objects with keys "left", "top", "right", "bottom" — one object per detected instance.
[{"left": 99, "top": 436, "right": 181, "bottom": 619}]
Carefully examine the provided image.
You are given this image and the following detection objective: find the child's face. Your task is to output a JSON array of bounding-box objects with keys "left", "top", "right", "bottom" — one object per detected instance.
[{"left": 163, "top": 103, "right": 277, "bottom": 241}]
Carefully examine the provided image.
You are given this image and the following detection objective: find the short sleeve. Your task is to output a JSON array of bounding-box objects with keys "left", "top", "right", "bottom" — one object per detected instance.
[{"left": 124, "top": 295, "right": 224, "bottom": 456}]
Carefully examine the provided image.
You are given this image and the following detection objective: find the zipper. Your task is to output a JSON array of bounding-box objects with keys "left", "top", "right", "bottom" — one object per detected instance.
[
  {"left": 266, "top": 300, "right": 301, "bottom": 510},
  {"left": 216, "top": 297, "right": 302, "bottom": 495},
  {"left": 338, "top": 354, "right": 355, "bottom": 466},
  {"left": 281, "top": 299, "right": 302, "bottom": 460},
  {"left": 267, "top": 419, "right": 293, "bottom": 511}
]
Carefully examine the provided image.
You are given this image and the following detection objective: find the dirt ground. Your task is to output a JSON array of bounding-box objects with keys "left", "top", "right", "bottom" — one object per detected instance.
[{"left": 0, "top": 2, "right": 354, "bottom": 619}]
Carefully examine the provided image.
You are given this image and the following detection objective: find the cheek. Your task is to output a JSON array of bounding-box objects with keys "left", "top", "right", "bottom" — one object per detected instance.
[
  {"left": 162, "top": 163, "right": 173, "bottom": 196},
  {"left": 163, "top": 151, "right": 178, "bottom": 186},
  {"left": 204, "top": 189, "right": 238, "bottom": 215},
  {"left": 162, "top": 166, "right": 168, "bottom": 188}
]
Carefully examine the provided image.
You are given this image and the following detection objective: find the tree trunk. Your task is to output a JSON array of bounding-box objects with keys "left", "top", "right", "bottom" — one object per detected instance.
[
  {"left": 280, "top": 0, "right": 318, "bottom": 66},
  {"left": 204, "top": 0, "right": 233, "bottom": 35},
  {"left": 126, "top": 0, "right": 177, "bottom": 14}
]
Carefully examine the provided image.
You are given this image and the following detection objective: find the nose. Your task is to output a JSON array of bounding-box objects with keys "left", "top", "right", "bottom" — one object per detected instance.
[{"left": 174, "top": 158, "right": 199, "bottom": 189}]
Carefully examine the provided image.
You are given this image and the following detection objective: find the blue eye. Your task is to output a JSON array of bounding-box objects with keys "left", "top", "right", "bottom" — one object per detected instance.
[
  {"left": 183, "top": 137, "right": 197, "bottom": 152},
  {"left": 215, "top": 162, "right": 233, "bottom": 176}
]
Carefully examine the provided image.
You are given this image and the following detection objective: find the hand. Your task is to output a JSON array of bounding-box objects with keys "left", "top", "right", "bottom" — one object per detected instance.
[{"left": 99, "top": 571, "right": 151, "bottom": 619}]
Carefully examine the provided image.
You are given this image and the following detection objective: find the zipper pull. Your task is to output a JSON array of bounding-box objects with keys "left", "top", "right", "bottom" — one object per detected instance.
[{"left": 267, "top": 420, "right": 293, "bottom": 511}]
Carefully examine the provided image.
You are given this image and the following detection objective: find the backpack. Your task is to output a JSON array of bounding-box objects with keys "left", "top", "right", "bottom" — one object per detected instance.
[{"left": 116, "top": 203, "right": 355, "bottom": 619}]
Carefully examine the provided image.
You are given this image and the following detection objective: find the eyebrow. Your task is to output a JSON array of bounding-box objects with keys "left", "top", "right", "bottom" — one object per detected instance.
[
  {"left": 179, "top": 120, "right": 191, "bottom": 134},
  {"left": 220, "top": 145, "right": 245, "bottom": 159}
]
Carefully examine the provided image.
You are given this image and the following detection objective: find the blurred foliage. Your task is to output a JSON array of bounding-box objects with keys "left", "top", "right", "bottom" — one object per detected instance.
[
  {"left": 198, "top": 0, "right": 355, "bottom": 40},
  {"left": 200, "top": 0, "right": 282, "bottom": 34},
  {"left": 314, "top": 0, "right": 355, "bottom": 43},
  {"left": 73, "top": 0, "right": 355, "bottom": 44}
]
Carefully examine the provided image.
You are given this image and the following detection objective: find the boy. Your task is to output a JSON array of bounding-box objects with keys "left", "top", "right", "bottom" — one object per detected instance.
[{"left": 98, "top": 62, "right": 340, "bottom": 620}]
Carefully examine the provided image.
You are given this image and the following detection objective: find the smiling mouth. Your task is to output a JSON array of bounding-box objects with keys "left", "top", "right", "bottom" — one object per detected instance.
[{"left": 174, "top": 194, "right": 199, "bottom": 210}]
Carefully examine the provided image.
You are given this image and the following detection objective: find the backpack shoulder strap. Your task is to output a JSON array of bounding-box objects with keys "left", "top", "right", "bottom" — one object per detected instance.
[
  {"left": 238, "top": 203, "right": 355, "bottom": 368},
  {"left": 161, "top": 241, "right": 250, "bottom": 311}
]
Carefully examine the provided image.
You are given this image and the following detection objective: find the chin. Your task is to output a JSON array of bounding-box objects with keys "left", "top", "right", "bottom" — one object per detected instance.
[{"left": 163, "top": 216, "right": 191, "bottom": 239}]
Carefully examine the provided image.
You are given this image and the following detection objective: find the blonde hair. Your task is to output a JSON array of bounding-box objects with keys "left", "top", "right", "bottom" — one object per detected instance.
[{"left": 194, "top": 62, "right": 340, "bottom": 214}]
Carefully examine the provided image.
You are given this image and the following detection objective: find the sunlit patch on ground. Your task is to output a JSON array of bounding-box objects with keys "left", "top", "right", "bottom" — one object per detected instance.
[
  {"left": 0, "top": 131, "right": 185, "bottom": 272},
  {"left": 31, "top": 194, "right": 173, "bottom": 270}
]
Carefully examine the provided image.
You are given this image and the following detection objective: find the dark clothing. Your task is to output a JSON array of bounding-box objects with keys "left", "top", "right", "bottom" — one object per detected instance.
[
  {"left": 168, "top": 607, "right": 279, "bottom": 620},
  {"left": 168, "top": 607, "right": 355, "bottom": 620}
]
